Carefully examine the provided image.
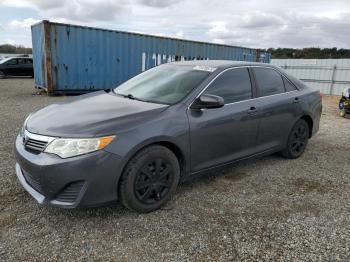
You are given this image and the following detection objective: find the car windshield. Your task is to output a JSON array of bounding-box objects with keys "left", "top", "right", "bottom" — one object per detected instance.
[
  {"left": 0, "top": 57, "right": 13, "bottom": 64},
  {"left": 113, "top": 64, "right": 212, "bottom": 105}
]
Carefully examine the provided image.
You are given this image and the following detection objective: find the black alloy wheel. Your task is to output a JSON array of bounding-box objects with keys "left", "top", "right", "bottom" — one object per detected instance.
[
  {"left": 135, "top": 158, "right": 173, "bottom": 204},
  {"left": 281, "top": 119, "right": 309, "bottom": 159},
  {"left": 119, "top": 145, "right": 180, "bottom": 213}
]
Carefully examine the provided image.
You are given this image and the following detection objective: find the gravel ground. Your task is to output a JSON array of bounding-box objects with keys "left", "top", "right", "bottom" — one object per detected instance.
[{"left": 0, "top": 78, "right": 350, "bottom": 261}]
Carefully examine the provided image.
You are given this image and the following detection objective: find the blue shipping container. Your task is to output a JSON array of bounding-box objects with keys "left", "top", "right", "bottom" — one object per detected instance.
[{"left": 31, "top": 20, "right": 270, "bottom": 94}]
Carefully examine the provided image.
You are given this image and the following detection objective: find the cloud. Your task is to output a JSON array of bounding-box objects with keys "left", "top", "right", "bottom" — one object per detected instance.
[
  {"left": 136, "top": 0, "right": 180, "bottom": 8},
  {"left": 241, "top": 11, "right": 284, "bottom": 29},
  {"left": 3, "top": 39, "right": 16, "bottom": 45},
  {"left": 2, "top": 0, "right": 131, "bottom": 22},
  {"left": 205, "top": 10, "right": 350, "bottom": 48},
  {"left": 208, "top": 22, "right": 236, "bottom": 40},
  {"left": 1, "top": 0, "right": 350, "bottom": 48},
  {"left": 175, "top": 31, "right": 184, "bottom": 38},
  {"left": 25, "top": 0, "right": 63, "bottom": 9},
  {"left": 9, "top": 18, "right": 40, "bottom": 28},
  {"left": 0, "top": 0, "right": 64, "bottom": 9}
]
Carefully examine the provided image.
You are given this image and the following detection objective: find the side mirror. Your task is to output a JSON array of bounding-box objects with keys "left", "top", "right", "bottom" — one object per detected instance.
[{"left": 191, "top": 94, "right": 224, "bottom": 109}]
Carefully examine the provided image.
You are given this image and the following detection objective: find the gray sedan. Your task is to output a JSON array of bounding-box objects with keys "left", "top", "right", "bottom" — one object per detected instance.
[{"left": 15, "top": 61, "right": 322, "bottom": 213}]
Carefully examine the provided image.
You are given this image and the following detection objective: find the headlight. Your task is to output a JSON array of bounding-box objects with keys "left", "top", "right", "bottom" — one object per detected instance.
[{"left": 44, "top": 136, "right": 116, "bottom": 158}]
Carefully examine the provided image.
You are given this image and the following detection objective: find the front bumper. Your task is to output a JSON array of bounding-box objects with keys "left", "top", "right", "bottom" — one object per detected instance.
[{"left": 15, "top": 134, "right": 123, "bottom": 208}]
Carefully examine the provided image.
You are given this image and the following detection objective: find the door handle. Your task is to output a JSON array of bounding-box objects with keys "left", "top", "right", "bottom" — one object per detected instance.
[
  {"left": 247, "top": 106, "right": 258, "bottom": 114},
  {"left": 294, "top": 97, "right": 301, "bottom": 103}
]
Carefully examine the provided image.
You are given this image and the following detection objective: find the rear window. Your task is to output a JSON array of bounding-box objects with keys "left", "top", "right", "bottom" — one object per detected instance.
[{"left": 254, "top": 67, "right": 285, "bottom": 97}]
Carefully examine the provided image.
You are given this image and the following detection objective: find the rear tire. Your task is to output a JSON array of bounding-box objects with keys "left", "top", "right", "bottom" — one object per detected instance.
[
  {"left": 0, "top": 71, "right": 5, "bottom": 79},
  {"left": 119, "top": 145, "right": 180, "bottom": 213},
  {"left": 281, "top": 119, "right": 309, "bottom": 159}
]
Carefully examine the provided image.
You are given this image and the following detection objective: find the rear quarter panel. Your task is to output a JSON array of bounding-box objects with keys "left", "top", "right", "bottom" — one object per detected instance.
[
  {"left": 280, "top": 69, "right": 322, "bottom": 137},
  {"left": 299, "top": 89, "right": 322, "bottom": 136}
]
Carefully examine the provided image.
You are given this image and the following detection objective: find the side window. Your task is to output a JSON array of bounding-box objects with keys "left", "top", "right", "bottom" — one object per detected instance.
[
  {"left": 283, "top": 77, "right": 297, "bottom": 92},
  {"left": 17, "top": 59, "right": 25, "bottom": 65},
  {"left": 6, "top": 59, "right": 17, "bottom": 65},
  {"left": 253, "top": 67, "right": 285, "bottom": 97},
  {"left": 204, "top": 68, "right": 252, "bottom": 104}
]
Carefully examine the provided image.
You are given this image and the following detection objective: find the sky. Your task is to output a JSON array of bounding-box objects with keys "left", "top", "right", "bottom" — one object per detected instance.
[{"left": 0, "top": 0, "right": 350, "bottom": 49}]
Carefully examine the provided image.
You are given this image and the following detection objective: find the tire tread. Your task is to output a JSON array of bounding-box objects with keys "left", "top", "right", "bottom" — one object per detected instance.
[
  {"left": 118, "top": 145, "right": 180, "bottom": 213},
  {"left": 280, "top": 119, "right": 309, "bottom": 159}
]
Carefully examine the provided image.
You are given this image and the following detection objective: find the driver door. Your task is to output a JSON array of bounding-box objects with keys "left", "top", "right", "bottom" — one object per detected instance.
[
  {"left": 4, "top": 58, "right": 18, "bottom": 75},
  {"left": 187, "top": 67, "right": 260, "bottom": 172}
]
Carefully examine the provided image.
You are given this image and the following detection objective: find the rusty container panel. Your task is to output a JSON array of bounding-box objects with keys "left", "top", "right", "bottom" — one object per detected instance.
[
  {"left": 31, "top": 22, "right": 46, "bottom": 89},
  {"left": 31, "top": 21, "right": 270, "bottom": 94}
]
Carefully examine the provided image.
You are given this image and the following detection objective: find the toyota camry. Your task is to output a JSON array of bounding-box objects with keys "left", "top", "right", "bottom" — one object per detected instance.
[{"left": 15, "top": 61, "right": 322, "bottom": 213}]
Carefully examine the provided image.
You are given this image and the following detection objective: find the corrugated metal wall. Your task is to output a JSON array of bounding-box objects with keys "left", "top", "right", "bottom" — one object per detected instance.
[
  {"left": 31, "top": 23, "right": 46, "bottom": 88},
  {"left": 32, "top": 21, "right": 270, "bottom": 94},
  {"left": 271, "top": 59, "right": 350, "bottom": 95}
]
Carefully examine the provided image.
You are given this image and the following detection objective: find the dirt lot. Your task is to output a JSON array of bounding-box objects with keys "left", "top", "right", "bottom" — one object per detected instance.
[{"left": 0, "top": 78, "right": 349, "bottom": 261}]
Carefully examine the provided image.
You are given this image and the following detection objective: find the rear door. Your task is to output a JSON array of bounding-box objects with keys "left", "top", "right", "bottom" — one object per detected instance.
[
  {"left": 252, "top": 67, "right": 300, "bottom": 152},
  {"left": 25, "top": 58, "right": 34, "bottom": 76},
  {"left": 188, "top": 67, "right": 260, "bottom": 172}
]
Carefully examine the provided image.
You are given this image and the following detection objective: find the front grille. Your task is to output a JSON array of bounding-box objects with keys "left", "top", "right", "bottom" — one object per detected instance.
[
  {"left": 54, "top": 181, "right": 85, "bottom": 203},
  {"left": 22, "top": 130, "right": 54, "bottom": 154},
  {"left": 22, "top": 169, "right": 43, "bottom": 193},
  {"left": 25, "top": 138, "right": 48, "bottom": 153}
]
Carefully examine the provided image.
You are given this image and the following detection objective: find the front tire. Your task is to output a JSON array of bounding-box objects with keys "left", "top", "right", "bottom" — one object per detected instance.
[
  {"left": 119, "top": 145, "right": 180, "bottom": 213},
  {"left": 0, "top": 71, "right": 5, "bottom": 79},
  {"left": 340, "top": 109, "right": 346, "bottom": 117},
  {"left": 281, "top": 119, "right": 309, "bottom": 159}
]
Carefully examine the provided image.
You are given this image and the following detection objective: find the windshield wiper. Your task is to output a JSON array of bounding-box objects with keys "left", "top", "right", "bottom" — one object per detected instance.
[
  {"left": 126, "top": 94, "right": 137, "bottom": 100},
  {"left": 116, "top": 93, "right": 148, "bottom": 102},
  {"left": 114, "top": 92, "right": 168, "bottom": 104}
]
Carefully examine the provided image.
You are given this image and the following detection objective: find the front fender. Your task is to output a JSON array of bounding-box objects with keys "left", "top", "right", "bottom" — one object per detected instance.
[
  {"left": 106, "top": 135, "right": 190, "bottom": 184},
  {"left": 104, "top": 107, "right": 191, "bottom": 180}
]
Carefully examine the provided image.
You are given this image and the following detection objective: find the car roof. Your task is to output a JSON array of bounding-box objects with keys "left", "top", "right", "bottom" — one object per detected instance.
[
  {"left": 0, "top": 56, "right": 32, "bottom": 63},
  {"left": 170, "top": 60, "right": 277, "bottom": 70},
  {"left": 169, "top": 60, "right": 307, "bottom": 90}
]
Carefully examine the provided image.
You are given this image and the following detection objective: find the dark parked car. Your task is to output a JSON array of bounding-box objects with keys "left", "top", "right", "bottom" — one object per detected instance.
[
  {"left": 0, "top": 57, "right": 34, "bottom": 78},
  {"left": 15, "top": 61, "right": 322, "bottom": 212}
]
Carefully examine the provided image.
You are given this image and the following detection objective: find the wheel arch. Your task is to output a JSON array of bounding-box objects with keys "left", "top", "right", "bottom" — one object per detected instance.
[
  {"left": 154, "top": 141, "right": 186, "bottom": 177},
  {"left": 117, "top": 139, "right": 188, "bottom": 186},
  {"left": 300, "top": 115, "right": 313, "bottom": 138}
]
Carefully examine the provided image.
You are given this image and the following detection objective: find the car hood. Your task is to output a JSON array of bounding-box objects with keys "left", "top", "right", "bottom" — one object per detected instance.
[{"left": 26, "top": 91, "right": 168, "bottom": 137}]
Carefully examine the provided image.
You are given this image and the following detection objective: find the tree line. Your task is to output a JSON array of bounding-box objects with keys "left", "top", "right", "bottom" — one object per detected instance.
[
  {"left": 0, "top": 44, "right": 32, "bottom": 54},
  {"left": 1, "top": 44, "right": 350, "bottom": 59},
  {"left": 267, "top": 47, "right": 350, "bottom": 59}
]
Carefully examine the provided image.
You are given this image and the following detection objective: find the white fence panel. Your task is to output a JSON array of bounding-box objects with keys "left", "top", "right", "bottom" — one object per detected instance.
[{"left": 271, "top": 59, "right": 350, "bottom": 95}]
